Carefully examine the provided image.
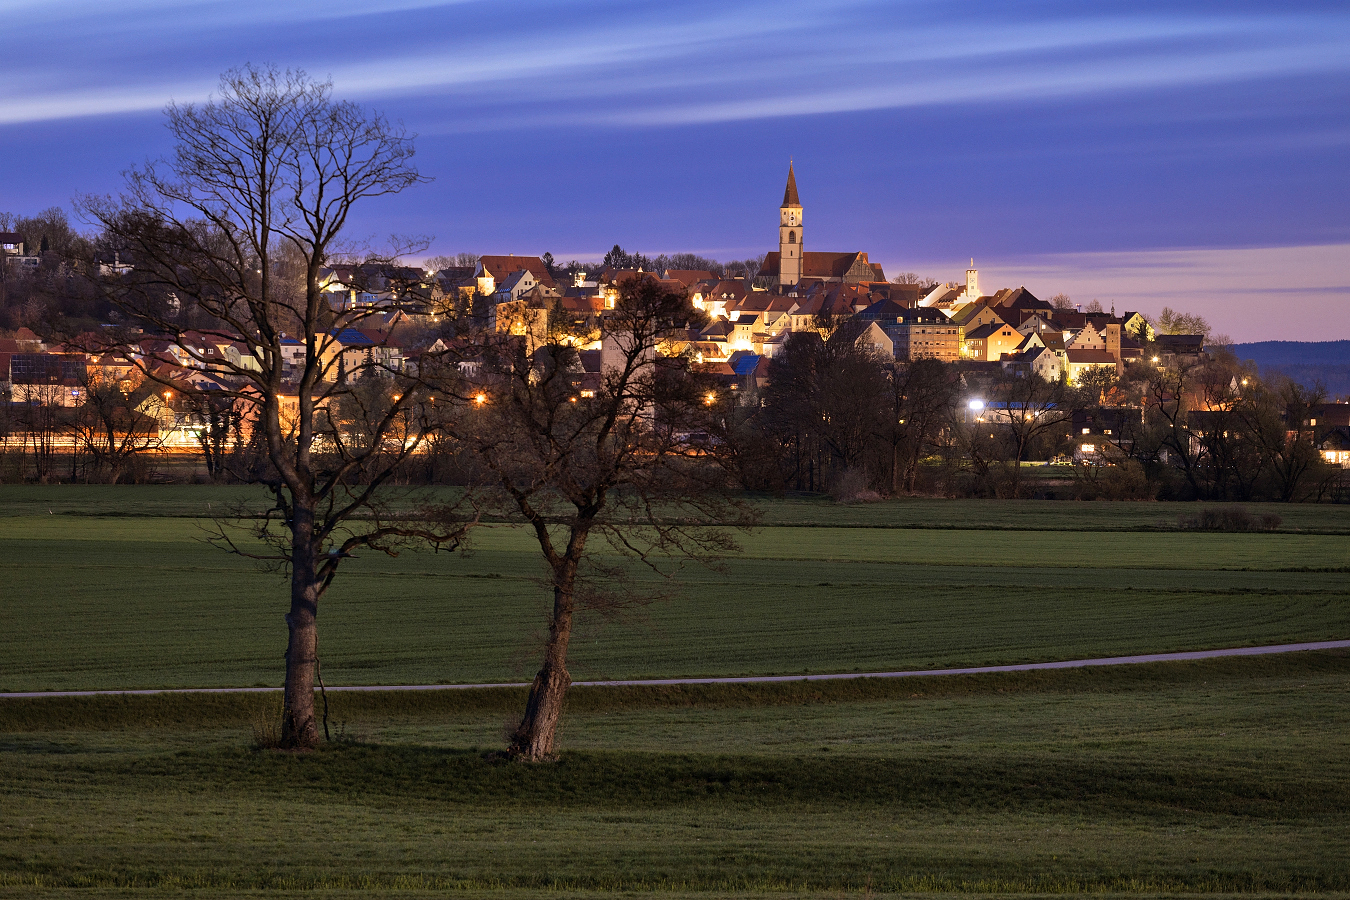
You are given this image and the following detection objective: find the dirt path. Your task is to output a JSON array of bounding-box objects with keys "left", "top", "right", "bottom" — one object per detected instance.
[{"left": 3, "top": 639, "right": 1347, "bottom": 699}]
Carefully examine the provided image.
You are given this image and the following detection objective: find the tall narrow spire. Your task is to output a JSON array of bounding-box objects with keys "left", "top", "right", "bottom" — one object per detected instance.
[{"left": 782, "top": 162, "right": 801, "bottom": 207}]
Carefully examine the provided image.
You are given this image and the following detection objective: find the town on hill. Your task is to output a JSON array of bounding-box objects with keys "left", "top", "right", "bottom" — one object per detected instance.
[{"left": 1, "top": 166, "right": 1347, "bottom": 500}]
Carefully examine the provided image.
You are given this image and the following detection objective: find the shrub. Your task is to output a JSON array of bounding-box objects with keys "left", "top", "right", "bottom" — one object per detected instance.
[
  {"left": 1177, "top": 506, "right": 1281, "bottom": 532},
  {"left": 830, "top": 468, "right": 881, "bottom": 503},
  {"left": 1072, "top": 460, "right": 1158, "bottom": 501}
]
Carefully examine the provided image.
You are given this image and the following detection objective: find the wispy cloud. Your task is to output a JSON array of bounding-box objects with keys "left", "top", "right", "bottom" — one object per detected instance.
[
  {"left": 2, "top": 2, "right": 1347, "bottom": 128},
  {"left": 946, "top": 243, "right": 1350, "bottom": 343}
]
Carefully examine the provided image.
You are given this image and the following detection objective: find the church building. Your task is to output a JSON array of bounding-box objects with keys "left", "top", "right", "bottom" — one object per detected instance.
[{"left": 757, "top": 164, "right": 885, "bottom": 288}]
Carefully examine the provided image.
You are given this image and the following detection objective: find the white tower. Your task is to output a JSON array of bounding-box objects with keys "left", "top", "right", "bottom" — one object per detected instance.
[
  {"left": 965, "top": 258, "right": 979, "bottom": 300},
  {"left": 779, "top": 163, "right": 803, "bottom": 286}
]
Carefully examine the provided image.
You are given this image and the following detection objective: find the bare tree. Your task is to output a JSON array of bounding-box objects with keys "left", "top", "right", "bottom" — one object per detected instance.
[
  {"left": 874, "top": 358, "right": 957, "bottom": 495},
  {"left": 1050, "top": 293, "right": 1073, "bottom": 310},
  {"left": 80, "top": 65, "right": 468, "bottom": 748},
  {"left": 13, "top": 382, "right": 69, "bottom": 482},
  {"left": 1151, "top": 306, "right": 1211, "bottom": 339},
  {"left": 424, "top": 252, "right": 479, "bottom": 271},
  {"left": 437, "top": 278, "right": 752, "bottom": 761},
  {"left": 980, "top": 373, "right": 1076, "bottom": 497},
  {"left": 72, "top": 369, "right": 163, "bottom": 483},
  {"left": 762, "top": 324, "right": 889, "bottom": 493},
  {"left": 890, "top": 272, "right": 937, "bottom": 290},
  {"left": 182, "top": 388, "right": 249, "bottom": 481}
]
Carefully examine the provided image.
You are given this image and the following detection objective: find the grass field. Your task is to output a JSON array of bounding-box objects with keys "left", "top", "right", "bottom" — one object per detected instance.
[
  {"left": 1, "top": 490, "right": 1348, "bottom": 691},
  {"left": 3, "top": 486, "right": 1348, "bottom": 897},
  {"left": 2, "top": 652, "right": 1349, "bottom": 896},
  {"left": 5, "top": 483, "right": 1350, "bottom": 532}
]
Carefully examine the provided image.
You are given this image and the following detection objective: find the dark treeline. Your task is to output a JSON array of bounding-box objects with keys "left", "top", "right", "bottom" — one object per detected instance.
[
  {"left": 706, "top": 320, "right": 1347, "bottom": 503},
  {"left": 0, "top": 208, "right": 118, "bottom": 333}
]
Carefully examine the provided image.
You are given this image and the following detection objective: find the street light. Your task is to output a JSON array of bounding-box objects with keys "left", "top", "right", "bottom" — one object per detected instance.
[{"left": 474, "top": 393, "right": 487, "bottom": 406}]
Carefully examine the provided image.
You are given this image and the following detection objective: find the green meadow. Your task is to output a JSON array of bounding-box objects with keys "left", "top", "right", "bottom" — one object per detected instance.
[
  {"left": 0, "top": 489, "right": 1348, "bottom": 691},
  {"left": 2, "top": 653, "right": 1349, "bottom": 897},
  {"left": 2, "top": 486, "right": 1349, "bottom": 898}
]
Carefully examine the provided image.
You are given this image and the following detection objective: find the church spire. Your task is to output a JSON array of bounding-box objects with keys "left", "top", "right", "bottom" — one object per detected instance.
[
  {"left": 782, "top": 162, "right": 801, "bottom": 207},
  {"left": 778, "top": 162, "right": 803, "bottom": 286}
]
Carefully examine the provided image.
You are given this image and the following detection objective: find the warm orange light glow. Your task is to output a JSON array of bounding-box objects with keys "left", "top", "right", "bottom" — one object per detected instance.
[
  {"left": 569, "top": 396, "right": 578, "bottom": 403},
  {"left": 474, "top": 393, "right": 487, "bottom": 405},
  {"left": 392, "top": 393, "right": 402, "bottom": 402},
  {"left": 163, "top": 390, "right": 172, "bottom": 400},
  {"left": 704, "top": 392, "right": 716, "bottom": 405}
]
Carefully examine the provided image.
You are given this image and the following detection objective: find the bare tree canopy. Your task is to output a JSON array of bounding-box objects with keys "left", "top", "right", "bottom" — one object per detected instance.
[
  {"left": 1151, "top": 306, "right": 1211, "bottom": 338},
  {"left": 891, "top": 272, "right": 938, "bottom": 290},
  {"left": 79, "top": 65, "right": 466, "bottom": 749},
  {"left": 432, "top": 277, "right": 753, "bottom": 761},
  {"left": 425, "top": 252, "right": 480, "bottom": 271}
]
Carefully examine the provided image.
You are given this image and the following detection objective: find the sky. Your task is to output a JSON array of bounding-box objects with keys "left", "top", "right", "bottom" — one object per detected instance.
[{"left": 1, "top": 0, "right": 1348, "bottom": 341}]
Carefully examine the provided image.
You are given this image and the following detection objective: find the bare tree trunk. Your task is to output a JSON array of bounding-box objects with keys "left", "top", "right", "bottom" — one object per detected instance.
[
  {"left": 510, "top": 580, "right": 575, "bottom": 761},
  {"left": 281, "top": 509, "right": 321, "bottom": 749},
  {"left": 281, "top": 592, "right": 320, "bottom": 749}
]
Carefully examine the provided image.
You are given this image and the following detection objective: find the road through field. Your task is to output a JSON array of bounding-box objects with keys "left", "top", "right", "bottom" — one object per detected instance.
[{"left": 4, "top": 639, "right": 1346, "bottom": 699}]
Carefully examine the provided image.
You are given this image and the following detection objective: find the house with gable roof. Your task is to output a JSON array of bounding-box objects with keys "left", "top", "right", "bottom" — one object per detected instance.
[
  {"left": 963, "top": 321, "right": 1024, "bottom": 361},
  {"left": 1064, "top": 348, "right": 1120, "bottom": 383},
  {"left": 476, "top": 255, "right": 555, "bottom": 295}
]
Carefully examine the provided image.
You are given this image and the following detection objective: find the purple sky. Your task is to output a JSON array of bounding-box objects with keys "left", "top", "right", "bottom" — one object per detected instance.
[{"left": 3, "top": 0, "right": 1348, "bottom": 341}]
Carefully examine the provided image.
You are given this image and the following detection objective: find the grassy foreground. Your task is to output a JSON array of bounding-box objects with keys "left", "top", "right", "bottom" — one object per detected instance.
[
  {"left": 2, "top": 652, "right": 1349, "bottom": 897},
  {"left": 3, "top": 487, "right": 1348, "bottom": 897}
]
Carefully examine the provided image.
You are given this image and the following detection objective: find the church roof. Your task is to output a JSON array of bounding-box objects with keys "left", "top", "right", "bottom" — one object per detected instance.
[
  {"left": 758, "top": 251, "right": 883, "bottom": 281},
  {"left": 782, "top": 164, "right": 801, "bottom": 207}
]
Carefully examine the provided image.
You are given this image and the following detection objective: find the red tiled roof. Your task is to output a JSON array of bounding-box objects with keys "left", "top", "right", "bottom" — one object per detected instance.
[
  {"left": 663, "top": 270, "right": 717, "bottom": 287},
  {"left": 1066, "top": 349, "right": 1116, "bottom": 364},
  {"left": 479, "top": 255, "right": 555, "bottom": 288}
]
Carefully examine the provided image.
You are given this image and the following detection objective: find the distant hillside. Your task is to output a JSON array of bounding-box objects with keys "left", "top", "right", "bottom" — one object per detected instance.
[
  {"left": 1232, "top": 341, "right": 1350, "bottom": 366},
  {"left": 1231, "top": 341, "right": 1350, "bottom": 399}
]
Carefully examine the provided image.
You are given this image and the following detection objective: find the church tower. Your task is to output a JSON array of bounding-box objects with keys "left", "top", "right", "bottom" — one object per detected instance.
[
  {"left": 965, "top": 258, "right": 979, "bottom": 300},
  {"left": 779, "top": 163, "right": 803, "bottom": 286}
]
